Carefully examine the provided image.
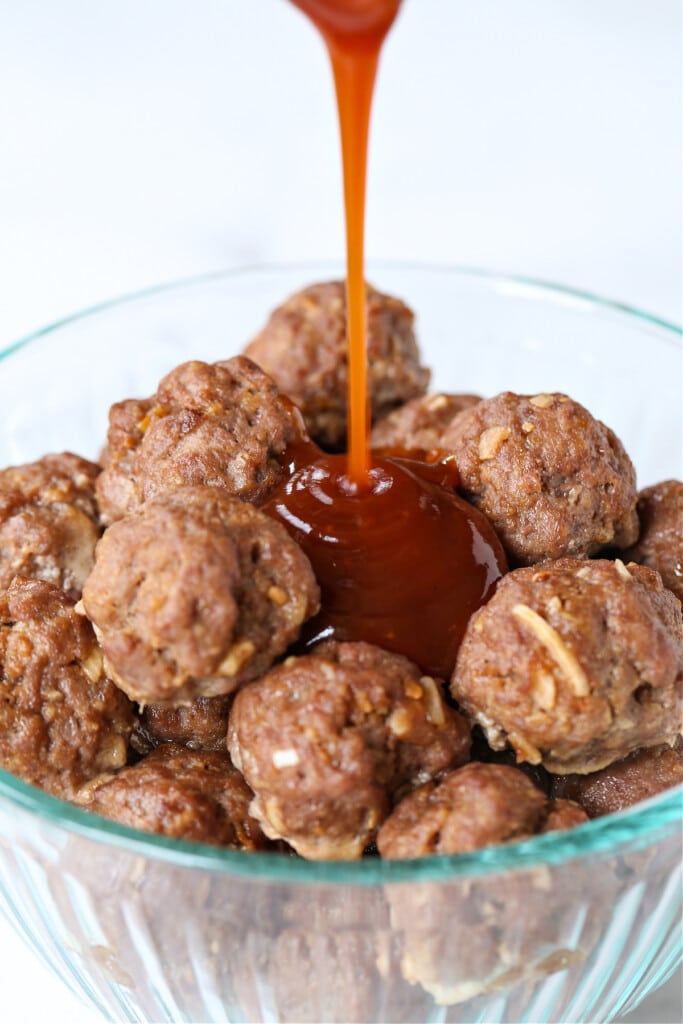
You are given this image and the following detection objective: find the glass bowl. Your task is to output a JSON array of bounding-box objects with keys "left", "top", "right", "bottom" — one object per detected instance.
[{"left": 0, "top": 263, "right": 681, "bottom": 1024}]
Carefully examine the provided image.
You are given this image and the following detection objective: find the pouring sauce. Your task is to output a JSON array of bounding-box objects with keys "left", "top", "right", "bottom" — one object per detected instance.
[
  {"left": 268, "top": 0, "right": 507, "bottom": 678},
  {"left": 264, "top": 440, "right": 506, "bottom": 678},
  {"left": 289, "top": 0, "right": 402, "bottom": 485}
]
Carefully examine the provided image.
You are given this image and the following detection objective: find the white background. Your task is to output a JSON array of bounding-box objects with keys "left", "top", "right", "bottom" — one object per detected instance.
[{"left": 0, "top": 1, "right": 681, "bottom": 1021}]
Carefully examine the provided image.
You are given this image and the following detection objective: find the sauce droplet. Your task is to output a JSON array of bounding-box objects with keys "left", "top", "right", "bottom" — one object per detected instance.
[{"left": 264, "top": 443, "right": 507, "bottom": 678}]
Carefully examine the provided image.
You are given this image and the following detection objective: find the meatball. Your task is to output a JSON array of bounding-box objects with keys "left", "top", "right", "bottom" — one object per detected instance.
[
  {"left": 378, "top": 763, "right": 589, "bottom": 1006},
  {"left": 96, "top": 356, "right": 301, "bottom": 523},
  {"left": 244, "top": 281, "right": 430, "bottom": 449},
  {"left": 139, "top": 694, "right": 234, "bottom": 752},
  {"left": 76, "top": 743, "right": 269, "bottom": 848},
  {"left": 550, "top": 737, "right": 683, "bottom": 817},
  {"left": 542, "top": 798, "right": 591, "bottom": 832},
  {"left": 385, "top": 835, "right": 606, "bottom": 1008},
  {"left": 624, "top": 480, "right": 683, "bottom": 601},
  {"left": 82, "top": 487, "right": 320, "bottom": 705},
  {"left": 255, "top": 929, "right": 424, "bottom": 1024},
  {"left": 451, "top": 559, "right": 683, "bottom": 774},
  {"left": 0, "top": 452, "right": 101, "bottom": 600},
  {"left": 440, "top": 391, "right": 638, "bottom": 564},
  {"left": 376, "top": 762, "right": 586, "bottom": 859},
  {"left": 96, "top": 396, "right": 152, "bottom": 522},
  {"left": 228, "top": 641, "right": 471, "bottom": 860},
  {"left": 371, "top": 392, "right": 481, "bottom": 452},
  {"left": 0, "top": 577, "right": 134, "bottom": 799}
]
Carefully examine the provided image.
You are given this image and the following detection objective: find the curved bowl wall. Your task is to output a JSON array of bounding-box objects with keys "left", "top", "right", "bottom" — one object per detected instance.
[{"left": 0, "top": 263, "right": 681, "bottom": 1023}]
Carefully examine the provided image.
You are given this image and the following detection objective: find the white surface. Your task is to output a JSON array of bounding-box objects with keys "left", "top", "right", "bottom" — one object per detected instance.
[
  {"left": 0, "top": 0, "right": 681, "bottom": 350},
  {"left": 0, "top": 1, "right": 681, "bottom": 1022}
]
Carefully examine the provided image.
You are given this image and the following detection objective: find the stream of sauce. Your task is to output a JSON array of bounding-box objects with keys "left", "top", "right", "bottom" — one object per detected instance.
[
  {"left": 268, "top": 0, "right": 507, "bottom": 678},
  {"left": 289, "top": 0, "right": 402, "bottom": 485}
]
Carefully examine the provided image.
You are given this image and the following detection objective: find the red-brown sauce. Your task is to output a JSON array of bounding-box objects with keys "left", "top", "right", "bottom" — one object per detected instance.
[
  {"left": 265, "top": 442, "right": 506, "bottom": 678},
  {"left": 275, "top": 0, "right": 507, "bottom": 677},
  {"left": 290, "top": 0, "right": 402, "bottom": 485}
]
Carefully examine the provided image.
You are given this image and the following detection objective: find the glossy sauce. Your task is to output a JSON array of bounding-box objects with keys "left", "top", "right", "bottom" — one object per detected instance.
[
  {"left": 274, "top": 0, "right": 507, "bottom": 678},
  {"left": 265, "top": 441, "right": 507, "bottom": 679}
]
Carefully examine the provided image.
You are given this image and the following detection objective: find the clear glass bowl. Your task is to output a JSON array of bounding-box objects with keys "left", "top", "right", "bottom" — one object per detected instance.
[{"left": 0, "top": 263, "right": 681, "bottom": 1024}]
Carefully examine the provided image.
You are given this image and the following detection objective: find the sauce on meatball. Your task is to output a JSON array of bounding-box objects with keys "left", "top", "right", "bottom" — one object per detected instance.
[
  {"left": 269, "top": 1, "right": 503, "bottom": 672},
  {"left": 264, "top": 440, "right": 506, "bottom": 678}
]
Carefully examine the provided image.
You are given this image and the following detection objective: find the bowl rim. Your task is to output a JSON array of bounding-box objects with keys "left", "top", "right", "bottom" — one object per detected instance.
[
  {"left": 1, "top": 259, "right": 681, "bottom": 364},
  {"left": 0, "top": 260, "right": 681, "bottom": 885},
  {"left": 1, "top": 763, "right": 681, "bottom": 884}
]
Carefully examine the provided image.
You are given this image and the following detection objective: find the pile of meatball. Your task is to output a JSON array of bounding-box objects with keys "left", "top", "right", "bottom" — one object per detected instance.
[{"left": 1, "top": 280, "right": 681, "bottom": 862}]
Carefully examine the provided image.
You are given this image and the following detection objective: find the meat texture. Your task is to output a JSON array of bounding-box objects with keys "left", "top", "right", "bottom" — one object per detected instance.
[
  {"left": 0, "top": 452, "right": 101, "bottom": 599},
  {"left": 244, "top": 281, "right": 430, "bottom": 449},
  {"left": 371, "top": 391, "right": 481, "bottom": 452},
  {"left": 440, "top": 391, "right": 639, "bottom": 565},
  {"left": 379, "top": 765, "right": 598, "bottom": 1007},
  {"left": 82, "top": 487, "right": 320, "bottom": 704},
  {"left": 624, "top": 480, "right": 683, "bottom": 601},
  {"left": 76, "top": 743, "right": 270, "bottom": 848},
  {"left": 550, "top": 737, "right": 683, "bottom": 817},
  {"left": 377, "top": 762, "right": 587, "bottom": 858},
  {"left": 228, "top": 641, "right": 471, "bottom": 860},
  {"left": 96, "top": 356, "right": 301, "bottom": 523},
  {"left": 0, "top": 577, "right": 134, "bottom": 798},
  {"left": 451, "top": 558, "right": 683, "bottom": 774}
]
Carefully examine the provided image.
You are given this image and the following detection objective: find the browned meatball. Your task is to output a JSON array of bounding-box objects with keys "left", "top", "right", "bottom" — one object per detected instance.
[
  {"left": 82, "top": 487, "right": 320, "bottom": 705},
  {"left": 0, "top": 577, "right": 134, "bottom": 799},
  {"left": 440, "top": 391, "right": 638, "bottom": 565},
  {"left": 260, "top": 930, "right": 376, "bottom": 1024},
  {"left": 624, "top": 480, "right": 683, "bottom": 602},
  {"left": 381, "top": 779, "right": 596, "bottom": 1006},
  {"left": 541, "top": 798, "right": 590, "bottom": 832},
  {"left": 550, "top": 737, "right": 683, "bottom": 817},
  {"left": 76, "top": 743, "right": 269, "bottom": 848},
  {"left": 451, "top": 559, "right": 683, "bottom": 774},
  {"left": 0, "top": 452, "right": 101, "bottom": 600},
  {"left": 140, "top": 694, "right": 234, "bottom": 751},
  {"left": 96, "top": 397, "right": 153, "bottom": 521},
  {"left": 228, "top": 641, "right": 471, "bottom": 860},
  {"left": 96, "top": 356, "right": 301, "bottom": 523},
  {"left": 248, "top": 926, "right": 432, "bottom": 1024},
  {"left": 377, "top": 762, "right": 553, "bottom": 859},
  {"left": 371, "top": 392, "right": 481, "bottom": 452},
  {"left": 244, "top": 281, "right": 430, "bottom": 449}
]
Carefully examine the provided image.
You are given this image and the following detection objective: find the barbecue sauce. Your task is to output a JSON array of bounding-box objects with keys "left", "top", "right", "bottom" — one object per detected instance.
[
  {"left": 264, "top": 441, "right": 506, "bottom": 678},
  {"left": 268, "top": 0, "right": 507, "bottom": 678},
  {"left": 289, "top": 0, "right": 402, "bottom": 485}
]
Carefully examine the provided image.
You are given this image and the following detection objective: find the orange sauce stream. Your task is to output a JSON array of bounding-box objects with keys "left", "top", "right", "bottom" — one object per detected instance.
[
  {"left": 270, "top": 1, "right": 508, "bottom": 677},
  {"left": 289, "top": 0, "right": 402, "bottom": 487}
]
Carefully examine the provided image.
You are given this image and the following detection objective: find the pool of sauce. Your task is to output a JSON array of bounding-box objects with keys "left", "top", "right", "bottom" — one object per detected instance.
[
  {"left": 265, "top": 441, "right": 506, "bottom": 679},
  {"left": 275, "top": 0, "right": 506, "bottom": 678}
]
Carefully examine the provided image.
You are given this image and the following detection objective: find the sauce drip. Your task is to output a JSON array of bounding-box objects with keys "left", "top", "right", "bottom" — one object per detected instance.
[
  {"left": 289, "top": 0, "right": 403, "bottom": 487},
  {"left": 264, "top": 441, "right": 507, "bottom": 679},
  {"left": 275, "top": 0, "right": 508, "bottom": 675}
]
